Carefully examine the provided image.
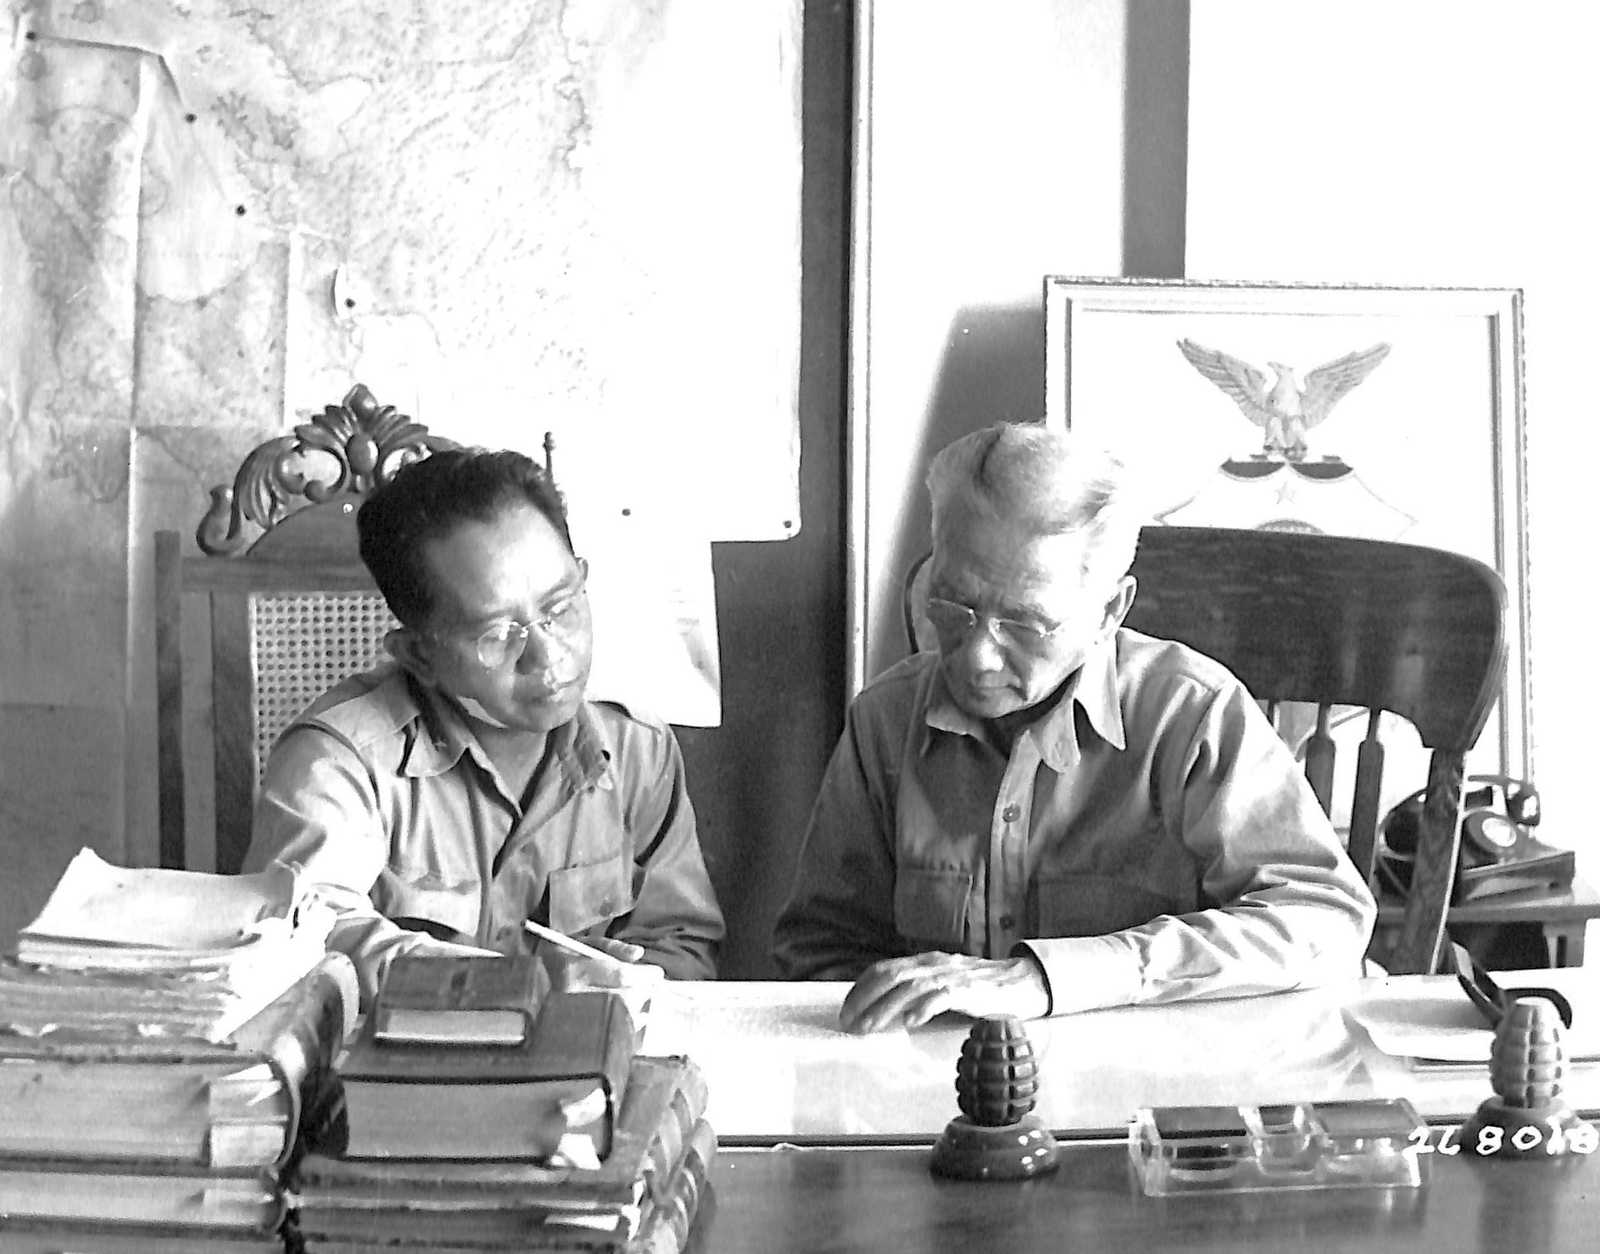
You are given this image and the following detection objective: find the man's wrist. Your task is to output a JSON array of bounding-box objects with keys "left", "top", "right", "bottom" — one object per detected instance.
[{"left": 1008, "top": 943, "right": 1053, "bottom": 1017}]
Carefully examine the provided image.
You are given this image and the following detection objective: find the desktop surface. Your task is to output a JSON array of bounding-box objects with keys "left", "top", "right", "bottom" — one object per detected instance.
[
  {"left": 690, "top": 1139, "right": 1598, "bottom": 1254},
  {"left": 644, "top": 970, "right": 1600, "bottom": 1254},
  {"left": 641, "top": 967, "right": 1600, "bottom": 1141}
]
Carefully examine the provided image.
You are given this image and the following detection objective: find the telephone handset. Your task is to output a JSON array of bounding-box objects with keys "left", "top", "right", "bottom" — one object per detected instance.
[{"left": 1378, "top": 774, "right": 1573, "bottom": 903}]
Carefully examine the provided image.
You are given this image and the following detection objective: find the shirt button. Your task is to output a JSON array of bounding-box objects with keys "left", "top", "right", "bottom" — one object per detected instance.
[
  {"left": 1001, "top": 804, "right": 1021, "bottom": 823},
  {"left": 999, "top": 914, "right": 1016, "bottom": 929}
]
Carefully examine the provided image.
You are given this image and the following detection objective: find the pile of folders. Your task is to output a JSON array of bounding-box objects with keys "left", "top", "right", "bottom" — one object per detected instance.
[{"left": 285, "top": 952, "right": 716, "bottom": 1254}]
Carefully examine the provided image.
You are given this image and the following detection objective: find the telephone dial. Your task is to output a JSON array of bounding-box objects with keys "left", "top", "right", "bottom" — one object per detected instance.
[{"left": 1377, "top": 774, "right": 1574, "bottom": 904}]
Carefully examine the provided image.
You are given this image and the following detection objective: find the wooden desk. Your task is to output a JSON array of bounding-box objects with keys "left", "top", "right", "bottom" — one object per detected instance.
[
  {"left": 691, "top": 1138, "right": 1600, "bottom": 1254},
  {"left": 1373, "top": 877, "right": 1600, "bottom": 967}
]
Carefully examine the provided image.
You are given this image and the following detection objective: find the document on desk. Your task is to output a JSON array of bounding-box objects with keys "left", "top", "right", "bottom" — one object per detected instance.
[
  {"left": 1345, "top": 966, "right": 1600, "bottom": 1065},
  {"left": 640, "top": 982, "right": 970, "bottom": 1138},
  {"left": 641, "top": 980, "right": 1376, "bottom": 1139}
]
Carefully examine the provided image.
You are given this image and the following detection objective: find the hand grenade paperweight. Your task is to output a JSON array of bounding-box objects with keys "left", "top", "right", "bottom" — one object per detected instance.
[
  {"left": 1460, "top": 995, "right": 1595, "bottom": 1158},
  {"left": 929, "top": 1015, "right": 1061, "bottom": 1180}
]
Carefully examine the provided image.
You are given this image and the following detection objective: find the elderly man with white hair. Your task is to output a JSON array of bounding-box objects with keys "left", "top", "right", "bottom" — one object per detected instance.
[{"left": 773, "top": 421, "right": 1375, "bottom": 1033}]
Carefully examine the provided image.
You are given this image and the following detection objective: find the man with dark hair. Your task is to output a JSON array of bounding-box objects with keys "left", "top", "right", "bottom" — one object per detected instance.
[{"left": 245, "top": 448, "right": 724, "bottom": 1004}]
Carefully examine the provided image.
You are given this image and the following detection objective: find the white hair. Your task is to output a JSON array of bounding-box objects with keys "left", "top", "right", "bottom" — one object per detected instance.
[{"left": 925, "top": 421, "right": 1147, "bottom": 588}]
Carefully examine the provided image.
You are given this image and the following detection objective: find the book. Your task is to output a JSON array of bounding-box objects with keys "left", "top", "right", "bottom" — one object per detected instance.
[
  {"left": 333, "top": 988, "right": 635, "bottom": 1162},
  {"left": 0, "top": 936, "right": 329, "bottom": 1046},
  {"left": 296, "top": 1055, "right": 706, "bottom": 1207},
  {"left": 289, "top": 1118, "right": 714, "bottom": 1253},
  {"left": 288, "top": 1153, "right": 714, "bottom": 1251},
  {"left": 0, "top": 1221, "right": 282, "bottom": 1254},
  {"left": 370, "top": 953, "right": 543, "bottom": 1046},
  {"left": 0, "top": 952, "right": 359, "bottom": 1169},
  {"left": 583, "top": 1055, "right": 710, "bottom": 1210},
  {"left": 619, "top": 1115, "right": 715, "bottom": 1254},
  {"left": 519, "top": 1115, "right": 716, "bottom": 1254},
  {"left": 0, "top": 1162, "right": 284, "bottom": 1232},
  {"left": 284, "top": 1218, "right": 710, "bottom": 1254},
  {"left": 290, "top": 1055, "right": 711, "bottom": 1249}
]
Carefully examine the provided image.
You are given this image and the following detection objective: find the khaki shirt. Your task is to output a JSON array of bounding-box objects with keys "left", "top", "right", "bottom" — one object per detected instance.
[
  {"left": 246, "top": 664, "right": 723, "bottom": 1005},
  {"left": 772, "top": 631, "right": 1375, "bottom": 1013}
]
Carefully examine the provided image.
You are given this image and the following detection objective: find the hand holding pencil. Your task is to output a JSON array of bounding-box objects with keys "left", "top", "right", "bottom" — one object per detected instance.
[
  {"left": 523, "top": 919, "right": 645, "bottom": 969},
  {"left": 524, "top": 920, "right": 663, "bottom": 1037}
]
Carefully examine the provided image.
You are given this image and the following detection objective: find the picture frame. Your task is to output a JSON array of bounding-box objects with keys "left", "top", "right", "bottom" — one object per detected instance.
[{"left": 1043, "top": 276, "right": 1529, "bottom": 780}]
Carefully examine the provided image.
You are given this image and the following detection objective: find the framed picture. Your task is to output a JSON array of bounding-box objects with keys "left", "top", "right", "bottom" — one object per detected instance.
[{"left": 1043, "top": 276, "right": 1529, "bottom": 779}]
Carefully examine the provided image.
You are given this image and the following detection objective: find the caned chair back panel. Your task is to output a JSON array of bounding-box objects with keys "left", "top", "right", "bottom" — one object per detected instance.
[
  {"left": 251, "top": 591, "right": 397, "bottom": 768},
  {"left": 154, "top": 384, "right": 460, "bottom": 876},
  {"left": 902, "top": 525, "right": 1508, "bottom": 976}
]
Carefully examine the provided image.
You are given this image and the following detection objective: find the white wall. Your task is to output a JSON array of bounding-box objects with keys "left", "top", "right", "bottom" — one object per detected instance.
[
  {"left": 1187, "top": 0, "right": 1600, "bottom": 874},
  {"left": 853, "top": 0, "right": 1133, "bottom": 682}
]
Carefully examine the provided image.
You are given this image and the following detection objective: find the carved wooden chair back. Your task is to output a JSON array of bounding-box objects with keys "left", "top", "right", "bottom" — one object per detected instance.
[
  {"left": 154, "top": 384, "right": 468, "bottom": 874},
  {"left": 903, "top": 525, "right": 1508, "bottom": 976}
]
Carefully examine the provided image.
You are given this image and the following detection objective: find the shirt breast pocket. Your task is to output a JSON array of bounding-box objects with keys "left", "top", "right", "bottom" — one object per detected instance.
[
  {"left": 1033, "top": 875, "right": 1178, "bottom": 938},
  {"left": 547, "top": 856, "right": 636, "bottom": 936},
  {"left": 893, "top": 864, "right": 972, "bottom": 949},
  {"left": 374, "top": 867, "right": 479, "bottom": 939}
]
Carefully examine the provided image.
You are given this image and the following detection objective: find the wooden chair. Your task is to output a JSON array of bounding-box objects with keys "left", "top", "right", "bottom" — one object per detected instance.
[
  {"left": 903, "top": 525, "right": 1509, "bottom": 976},
  {"left": 154, "top": 384, "right": 461, "bottom": 874}
]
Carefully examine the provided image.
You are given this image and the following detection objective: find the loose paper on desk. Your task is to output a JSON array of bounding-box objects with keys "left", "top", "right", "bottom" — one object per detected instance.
[
  {"left": 638, "top": 981, "right": 971, "bottom": 1139},
  {"left": 1347, "top": 968, "right": 1600, "bottom": 1064},
  {"left": 18, "top": 848, "right": 326, "bottom": 959}
]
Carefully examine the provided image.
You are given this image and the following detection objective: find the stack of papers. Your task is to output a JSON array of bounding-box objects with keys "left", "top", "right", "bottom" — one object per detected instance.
[
  {"left": 17, "top": 849, "right": 322, "bottom": 964},
  {"left": 4, "top": 848, "right": 334, "bottom": 1042}
]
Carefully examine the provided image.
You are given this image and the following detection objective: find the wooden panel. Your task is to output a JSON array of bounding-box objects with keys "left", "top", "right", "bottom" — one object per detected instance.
[
  {"left": 1390, "top": 747, "right": 1467, "bottom": 975},
  {"left": 1348, "top": 710, "right": 1386, "bottom": 884},
  {"left": 0, "top": 706, "right": 123, "bottom": 949},
  {"left": 153, "top": 531, "right": 187, "bottom": 871},
  {"left": 674, "top": 0, "right": 851, "bottom": 979},
  {"left": 209, "top": 592, "right": 255, "bottom": 876},
  {"left": 1304, "top": 703, "right": 1335, "bottom": 812},
  {"left": 1125, "top": 527, "right": 1506, "bottom": 752},
  {"left": 183, "top": 556, "right": 377, "bottom": 595},
  {"left": 693, "top": 1140, "right": 1600, "bottom": 1254}
]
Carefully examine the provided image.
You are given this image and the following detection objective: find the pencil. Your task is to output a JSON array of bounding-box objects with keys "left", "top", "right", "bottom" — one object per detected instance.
[{"left": 522, "top": 919, "right": 630, "bottom": 969}]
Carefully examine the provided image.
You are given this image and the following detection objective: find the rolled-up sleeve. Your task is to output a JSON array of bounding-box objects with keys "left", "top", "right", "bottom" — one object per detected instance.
[
  {"left": 245, "top": 726, "right": 482, "bottom": 1009},
  {"left": 1021, "top": 682, "right": 1376, "bottom": 1013}
]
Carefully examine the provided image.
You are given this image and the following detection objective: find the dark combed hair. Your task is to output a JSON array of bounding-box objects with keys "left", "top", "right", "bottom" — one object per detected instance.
[{"left": 357, "top": 447, "right": 572, "bottom": 628}]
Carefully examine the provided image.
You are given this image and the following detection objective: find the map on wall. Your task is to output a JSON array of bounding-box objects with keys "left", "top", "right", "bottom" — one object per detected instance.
[
  {"left": 6, "top": 0, "right": 802, "bottom": 538},
  {"left": 1, "top": 0, "right": 803, "bottom": 738}
]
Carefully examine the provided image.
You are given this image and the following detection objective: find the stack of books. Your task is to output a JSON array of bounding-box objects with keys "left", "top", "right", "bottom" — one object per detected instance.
[
  {"left": 289, "top": 953, "right": 715, "bottom": 1254},
  {"left": 0, "top": 849, "right": 355, "bottom": 1253}
]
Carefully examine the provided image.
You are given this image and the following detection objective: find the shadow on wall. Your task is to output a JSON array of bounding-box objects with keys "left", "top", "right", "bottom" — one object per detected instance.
[{"left": 866, "top": 300, "right": 1048, "bottom": 679}]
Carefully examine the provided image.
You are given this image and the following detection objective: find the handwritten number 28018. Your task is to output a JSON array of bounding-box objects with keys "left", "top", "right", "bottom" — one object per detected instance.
[{"left": 1408, "top": 1122, "right": 1599, "bottom": 1155}]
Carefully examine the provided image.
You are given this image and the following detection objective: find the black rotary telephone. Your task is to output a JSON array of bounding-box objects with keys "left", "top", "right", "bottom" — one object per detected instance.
[{"left": 1377, "top": 774, "right": 1574, "bottom": 904}]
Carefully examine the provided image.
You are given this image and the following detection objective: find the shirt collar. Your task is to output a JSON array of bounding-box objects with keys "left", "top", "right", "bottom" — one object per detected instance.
[
  {"left": 922, "top": 634, "right": 1128, "bottom": 771},
  {"left": 400, "top": 678, "right": 613, "bottom": 790}
]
